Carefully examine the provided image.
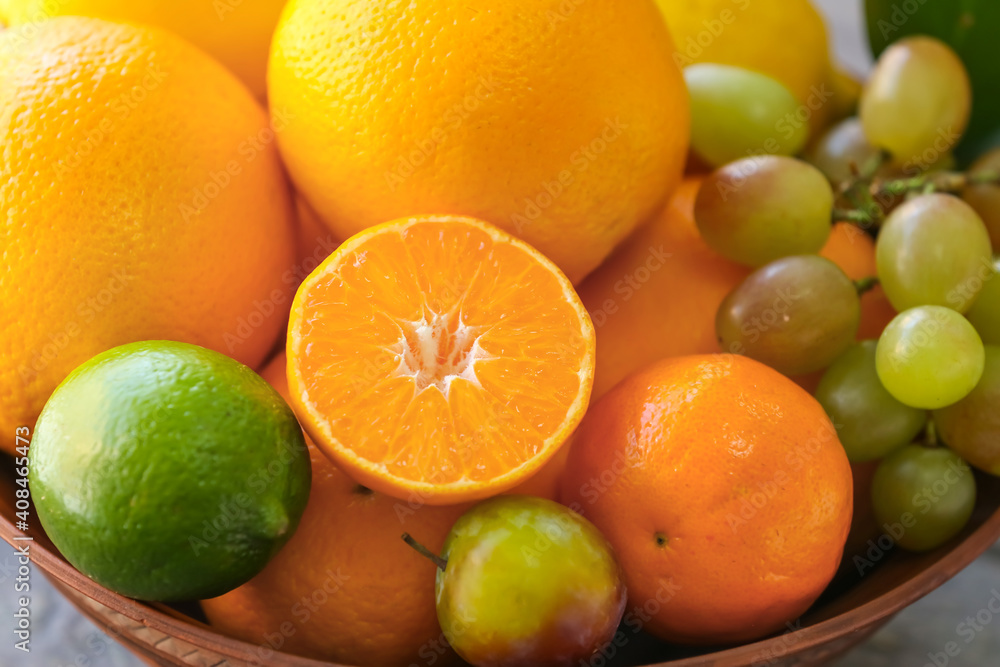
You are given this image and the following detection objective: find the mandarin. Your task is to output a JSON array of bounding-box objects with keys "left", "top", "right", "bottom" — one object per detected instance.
[
  {"left": 287, "top": 216, "right": 595, "bottom": 505},
  {"left": 560, "top": 355, "right": 853, "bottom": 645}
]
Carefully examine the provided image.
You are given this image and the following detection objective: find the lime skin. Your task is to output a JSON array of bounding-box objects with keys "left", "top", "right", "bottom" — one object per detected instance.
[
  {"left": 29, "top": 341, "right": 311, "bottom": 601},
  {"left": 435, "top": 495, "right": 626, "bottom": 667}
]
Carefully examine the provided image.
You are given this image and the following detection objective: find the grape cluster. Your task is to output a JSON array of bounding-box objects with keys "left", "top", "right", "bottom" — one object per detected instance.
[{"left": 688, "top": 36, "right": 1000, "bottom": 553}]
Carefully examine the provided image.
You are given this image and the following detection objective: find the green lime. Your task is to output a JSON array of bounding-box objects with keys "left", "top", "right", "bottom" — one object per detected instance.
[
  {"left": 865, "top": 0, "right": 1000, "bottom": 159},
  {"left": 29, "top": 340, "right": 310, "bottom": 601}
]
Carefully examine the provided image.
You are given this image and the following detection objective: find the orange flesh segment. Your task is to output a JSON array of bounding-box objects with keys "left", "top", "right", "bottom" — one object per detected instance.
[{"left": 288, "top": 217, "right": 594, "bottom": 502}]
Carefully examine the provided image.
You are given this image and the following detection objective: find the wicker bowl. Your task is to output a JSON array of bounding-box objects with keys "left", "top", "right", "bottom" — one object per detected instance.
[{"left": 3, "top": 459, "right": 1000, "bottom": 667}]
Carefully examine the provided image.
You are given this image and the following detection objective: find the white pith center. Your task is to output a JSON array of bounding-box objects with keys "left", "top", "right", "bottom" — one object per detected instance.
[{"left": 394, "top": 310, "right": 485, "bottom": 395}]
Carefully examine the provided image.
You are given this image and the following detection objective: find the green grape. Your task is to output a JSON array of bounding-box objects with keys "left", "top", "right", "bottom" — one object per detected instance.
[
  {"left": 876, "top": 194, "right": 993, "bottom": 314},
  {"left": 806, "top": 116, "right": 954, "bottom": 195},
  {"left": 816, "top": 341, "right": 927, "bottom": 463},
  {"left": 685, "top": 64, "right": 810, "bottom": 168},
  {"left": 695, "top": 156, "right": 833, "bottom": 268},
  {"left": 717, "top": 255, "right": 860, "bottom": 376},
  {"left": 871, "top": 445, "right": 976, "bottom": 552},
  {"left": 860, "top": 36, "right": 971, "bottom": 167},
  {"left": 962, "top": 147, "right": 1000, "bottom": 249},
  {"left": 876, "top": 306, "right": 986, "bottom": 410},
  {"left": 806, "top": 117, "right": 881, "bottom": 185},
  {"left": 966, "top": 258, "right": 1000, "bottom": 345},
  {"left": 934, "top": 346, "right": 1000, "bottom": 476}
]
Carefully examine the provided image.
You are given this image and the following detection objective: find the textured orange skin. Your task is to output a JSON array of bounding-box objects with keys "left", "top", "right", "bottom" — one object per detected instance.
[
  {"left": 0, "top": 18, "right": 295, "bottom": 451},
  {"left": 0, "top": 0, "right": 286, "bottom": 98},
  {"left": 269, "top": 0, "right": 689, "bottom": 284},
  {"left": 203, "top": 354, "right": 465, "bottom": 667},
  {"left": 560, "top": 355, "right": 853, "bottom": 645},
  {"left": 577, "top": 179, "right": 750, "bottom": 400}
]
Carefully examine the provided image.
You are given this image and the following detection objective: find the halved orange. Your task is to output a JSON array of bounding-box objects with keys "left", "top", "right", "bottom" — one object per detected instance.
[{"left": 286, "top": 215, "right": 595, "bottom": 505}]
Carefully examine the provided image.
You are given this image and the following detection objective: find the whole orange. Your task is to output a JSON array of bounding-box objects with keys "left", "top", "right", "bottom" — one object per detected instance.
[
  {"left": 203, "top": 354, "right": 467, "bottom": 667},
  {"left": 560, "top": 355, "right": 853, "bottom": 645},
  {"left": 0, "top": 0, "right": 286, "bottom": 98},
  {"left": 0, "top": 18, "right": 295, "bottom": 451},
  {"left": 268, "top": 0, "right": 689, "bottom": 283},
  {"left": 577, "top": 179, "right": 751, "bottom": 400}
]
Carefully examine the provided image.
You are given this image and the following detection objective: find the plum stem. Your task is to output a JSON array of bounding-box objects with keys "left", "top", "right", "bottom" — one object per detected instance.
[{"left": 402, "top": 533, "right": 447, "bottom": 571}]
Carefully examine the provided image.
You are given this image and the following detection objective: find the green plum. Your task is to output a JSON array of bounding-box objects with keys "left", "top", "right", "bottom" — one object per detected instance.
[{"left": 407, "top": 495, "right": 625, "bottom": 667}]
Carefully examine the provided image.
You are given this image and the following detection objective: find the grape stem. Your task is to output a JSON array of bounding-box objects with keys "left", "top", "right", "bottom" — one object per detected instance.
[
  {"left": 402, "top": 533, "right": 448, "bottom": 571},
  {"left": 834, "top": 151, "right": 891, "bottom": 229},
  {"left": 854, "top": 276, "right": 880, "bottom": 295},
  {"left": 925, "top": 417, "right": 939, "bottom": 448},
  {"left": 876, "top": 169, "right": 1000, "bottom": 198},
  {"left": 833, "top": 154, "right": 1000, "bottom": 228},
  {"left": 833, "top": 208, "right": 876, "bottom": 224}
]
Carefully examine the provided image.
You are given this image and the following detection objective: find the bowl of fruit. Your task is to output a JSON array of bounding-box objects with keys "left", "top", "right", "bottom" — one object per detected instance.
[{"left": 3, "top": 0, "right": 1000, "bottom": 666}]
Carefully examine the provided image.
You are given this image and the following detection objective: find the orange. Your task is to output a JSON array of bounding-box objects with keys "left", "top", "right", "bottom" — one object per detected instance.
[
  {"left": 268, "top": 0, "right": 689, "bottom": 284},
  {"left": 0, "top": 0, "right": 286, "bottom": 98},
  {"left": 287, "top": 215, "right": 595, "bottom": 504},
  {"left": 0, "top": 18, "right": 295, "bottom": 452},
  {"left": 577, "top": 179, "right": 751, "bottom": 400},
  {"left": 203, "top": 354, "right": 466, "bottom": 667},
  {"left": 560, "top": 355, "right": 853, "bottom": 645}
]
